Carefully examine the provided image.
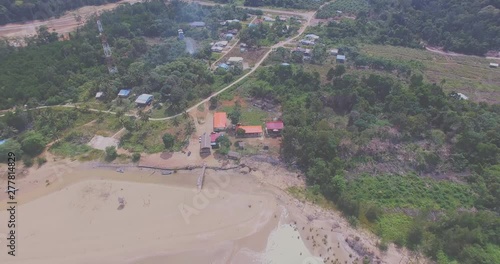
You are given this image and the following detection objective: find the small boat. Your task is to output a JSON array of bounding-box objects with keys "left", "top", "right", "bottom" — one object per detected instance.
[{"left": 161, "top": 170, "right": 173, "bottom": 175}]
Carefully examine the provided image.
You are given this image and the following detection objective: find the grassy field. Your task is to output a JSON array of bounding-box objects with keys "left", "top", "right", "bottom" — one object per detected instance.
[
  {"left": 317, "top": 0, "right": 369, "bottom": 18},
  {"left": 347, "top": 173, "right": 476, "bottom": 210},
  {"left": 221, "top": 104, "right": 268, "bottom": 126},
  {"left": 360, "top": 44, "right": 500, "bottom": 103}
]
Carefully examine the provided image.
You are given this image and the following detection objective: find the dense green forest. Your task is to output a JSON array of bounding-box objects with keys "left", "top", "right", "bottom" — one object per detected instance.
[
  {"left": 0, "top": 0, "right": 253, "bottom": 110},
  {"left": 212, "top": 0, "right": 324, "bottom": 9},
  {"left": 241, "top": 0, "right": 324, "bottom": 9},
  {"left": 247, "top": 62, "right": 500, "bottom": 263},
  {"left": 0, "top": 0, "right": 120, "bottom": 24},
  {"left": 315, "top": 0, "right": 500, "bottom": 55},
  {"left": 239, "top": 17, "right": 300, "bottom": 47}
]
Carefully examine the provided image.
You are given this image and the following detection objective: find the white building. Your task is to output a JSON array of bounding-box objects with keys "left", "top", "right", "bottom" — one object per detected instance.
[
  {"left": 305, "top": 34, "right": 320, "bottom": 41},
  {"left": 227, "top": 57, "right": 244, "bottom": 65},
  {"left": 490, "top": 63, "right": 499, "bottom": 68}
]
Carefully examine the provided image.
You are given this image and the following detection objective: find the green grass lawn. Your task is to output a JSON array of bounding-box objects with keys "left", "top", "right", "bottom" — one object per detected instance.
[
  {"left": 375, "top": 213, "right": 413, "bottom": 245},
  {"left": 221, "top": 104, "right": 268, "bottom": 126},
  {"left": 346, "top": 173, "right": 476, "bottom": 210},
  {"left": 50, "top": 142, "right": 93, "bottom": 157},
  {"left": 360, "top": 44, "right": 500, "bottom": 102}
]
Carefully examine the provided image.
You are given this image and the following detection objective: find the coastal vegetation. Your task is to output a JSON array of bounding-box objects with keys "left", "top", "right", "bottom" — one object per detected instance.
[
  {"left": 0, "top": 0, "right": 120, "bottom": 25},
  {"left": 0, "top": 0, "right": 499, "bottom": 263},
  {"left": 249, "top": 63, "right": 500, "bottom": 263},
  {"left": 0, "top": 0, "right": 249, "bottom": 110},
  {"left": 318, "top": 0, "right": 499, "bottom": 55}
]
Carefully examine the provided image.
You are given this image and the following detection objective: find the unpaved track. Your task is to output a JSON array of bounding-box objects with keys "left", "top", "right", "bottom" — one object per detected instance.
[
  {"left": 425, "top": 46, "right": 500, "bottom": 60},
  {"left": 1, "top": 1, "right": 322, "bottom": 121},
  {"left": 0, "top": 0, "right": 143, "bottom": 39}
]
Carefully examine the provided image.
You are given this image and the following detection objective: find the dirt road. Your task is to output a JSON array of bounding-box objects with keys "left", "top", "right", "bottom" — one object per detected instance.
[
  {"left": 0, "top": 0, "right": 143, "bottom": 39},
  {"left": 149, "top": 2, "right": 322, "bottom": 121},
  {"left": 425, "top": 46, "right": 500, "bottom": 60}
]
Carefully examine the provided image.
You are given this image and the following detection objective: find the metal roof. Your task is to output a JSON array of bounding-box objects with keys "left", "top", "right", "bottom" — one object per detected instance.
[
  {"left": 237, "top": 125, "right": 263, "bottom": 134},
  {"left": 118, "top": 89, "right": 131, "bottom": 97},
  {"left": 200, "top": 133, "right": 211, "bottom": 149},
  {"left": 135, "top": 94, "right": 153, "bottom": 104},
  {"left": 214, "top": 112, "right": 227, "bottom": 129},
  {"left": 266, "top": 121, "right": 284, "bottom": 130},
  {"left": 189, "top": 21, "right": 206, "bottom": 27}
]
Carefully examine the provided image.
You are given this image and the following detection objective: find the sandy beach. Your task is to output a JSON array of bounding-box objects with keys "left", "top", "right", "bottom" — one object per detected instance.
[{"left": 0, "top": 159, "right": 420, "bottom": 264}]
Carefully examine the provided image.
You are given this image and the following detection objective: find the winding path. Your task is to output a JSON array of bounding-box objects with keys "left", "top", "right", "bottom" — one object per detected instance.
[{"left": 0, "top": 1, "right": 324, "bottom": 121}]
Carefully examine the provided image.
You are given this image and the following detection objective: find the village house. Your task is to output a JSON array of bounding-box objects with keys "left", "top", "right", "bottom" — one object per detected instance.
[
  {"left": 215, "top": 40, "right": 229, "bottom": 47},
  {"left": 490, "top": 63, "right": 499, "bottom": 68},
  {"left": 200, "top": 133, "right": 211, "bottom": 154},
  {"left": 227, "top": 56, "right": 244, "bottom": 66},
  {"left": 300, "top": 39, "right": 315, "bottom": 46},
  {"left": 135, "top": 94, "right": 153, "bottom": 106},
  {"left": 224, "top": 19, "right": 240, "bottom": 25},
  {"left": 329, "top": 49, "right": 339, "bottom": 56},
  {"left": 211, "top": 46, "right": 223, "bottom": 52},
  {"left": 265, "top": 120, "right": 284, "bottom": 136},
  {"left": 236, "top": 125, "right": 263, "bottom": 137},
  {"left": 262, "top": 16, "right": 275, "bottom": 22},
  {"left": 305, "top": 34, "right": 320, "bottom": 41},
  {"left": 218, "top": 63, "right": 230, "bottom": 71},
  {"left": 95, "top": 92, "right": 104, "bottom": 99},
  {"left": 118, "top": 89, "right": 131, "bottom": 98},
  {"left": 189, "top": 21, "right": 206, "bottom": 27},
  {"left": 336, "top": 55, "right": 346, "bottom": 63},
  {"left": 213, "top": 112, "right": 227, "bottom": 132},
  {"left": 210, "top": 132, "right": 223, "bottom": 148}
]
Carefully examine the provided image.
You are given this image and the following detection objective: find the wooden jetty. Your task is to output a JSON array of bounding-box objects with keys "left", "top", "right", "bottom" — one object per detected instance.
[{"left": 197, "top": 164, "right": 207, "bottom": 192}]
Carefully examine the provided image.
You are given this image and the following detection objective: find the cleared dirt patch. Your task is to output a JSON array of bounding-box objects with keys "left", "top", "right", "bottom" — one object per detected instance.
[
  {"left": 361, "top": 44, "right": 500, "bottom": 103},
  {"left": 224, "top": 47, "right": 271, "bottom": 68},
  {"left": 88, "top": 135, "right": 119, "bottom": 150},
  {"left": 0, "top": 0, "right": 143, "bottom": 40}
]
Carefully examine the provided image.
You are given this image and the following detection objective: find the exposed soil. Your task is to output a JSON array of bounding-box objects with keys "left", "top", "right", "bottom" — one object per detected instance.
[
  {"left": 0, "top": 0, "right": 144, "bottom": 40},
  {"left": 225, "top": 47, "right": 272, "bottom": 68}
]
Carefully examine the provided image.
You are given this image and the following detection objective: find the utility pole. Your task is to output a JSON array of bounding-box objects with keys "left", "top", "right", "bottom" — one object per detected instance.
[{"left": 97, "top": 18, "right": 118, "bottom": 74}]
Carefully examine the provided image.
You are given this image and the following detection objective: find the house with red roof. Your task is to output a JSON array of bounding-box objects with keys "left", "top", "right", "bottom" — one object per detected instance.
[
  {"left": 210, "top": 132, "right": 223, "bottom": 148},
  {"left": 236, "top": 125, "right": 263, "bottom": 138},
  {"left": 265, "top": 120, "right": 284, "bottom": 136},
  {"left": 213, "top": 112, "right": 227, "bottom": 132}
]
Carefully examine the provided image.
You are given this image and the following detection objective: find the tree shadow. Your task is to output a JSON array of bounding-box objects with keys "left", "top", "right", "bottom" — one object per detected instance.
[{"left": 117, "top": 204, "right": 125, "bottom": 210}]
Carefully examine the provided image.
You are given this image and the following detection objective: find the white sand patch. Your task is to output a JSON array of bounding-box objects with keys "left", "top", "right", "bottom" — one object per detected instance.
[
  {"left": 263, "top": 224, "right": 324, "bottom": 264},
  {"left": 87, "top": 135, "right": 119, "bottom": 150}
]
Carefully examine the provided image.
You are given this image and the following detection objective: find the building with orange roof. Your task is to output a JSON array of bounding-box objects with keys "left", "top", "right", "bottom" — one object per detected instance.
[
  {"left": 213, "top": 112, "right": 227, "bottom": 131},
  {"left": 236, "top": 125, "right": 263, "bottom": 137}
]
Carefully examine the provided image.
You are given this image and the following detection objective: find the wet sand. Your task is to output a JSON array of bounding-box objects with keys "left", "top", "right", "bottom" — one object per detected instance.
[
  {"left": 0, "top": 160, "right": 418, "bottom": 264},
  {"left": 0, "top": 166, "right": 324, "bottom": 264}
]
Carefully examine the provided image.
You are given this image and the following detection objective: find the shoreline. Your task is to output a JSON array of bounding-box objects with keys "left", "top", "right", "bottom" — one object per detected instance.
[{"left": 0, "top": 158, "right": 422, "bottom": 263}]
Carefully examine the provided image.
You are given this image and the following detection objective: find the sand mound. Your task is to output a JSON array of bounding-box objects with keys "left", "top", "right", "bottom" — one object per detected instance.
[{"left": 0, "top": 178, "right": 276, "bottom": 264}]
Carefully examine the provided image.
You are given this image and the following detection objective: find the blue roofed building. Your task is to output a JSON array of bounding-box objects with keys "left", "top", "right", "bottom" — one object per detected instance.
[
  {"left": 118, "top": 89, "right": 131, "bottom": 98},
  {"left": 0, "top": 139, "right": 6, "bottom": 145},
  {"left": 218, "top": 63, "right": 230, "bottom": 70}
]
